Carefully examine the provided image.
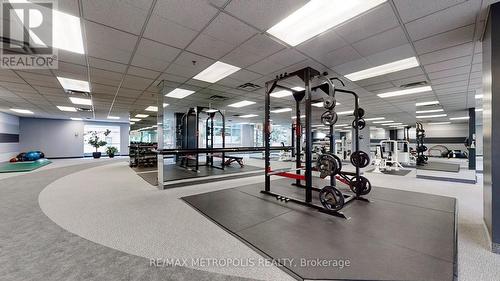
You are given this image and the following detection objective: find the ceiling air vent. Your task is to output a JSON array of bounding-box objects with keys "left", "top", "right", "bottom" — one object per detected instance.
[
  {"left": 237, "top": 82, "right": 261, "bottom": 92},
  {"left": 400, "top": 81, "right": 428, "bottom": 88},
  {"left": 209, "top": 95, "right": 228, "bottom": 101}
]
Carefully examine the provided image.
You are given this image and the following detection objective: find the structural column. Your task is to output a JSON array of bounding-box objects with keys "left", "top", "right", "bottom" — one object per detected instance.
[
  {"left": 157, "top": 81, "right": 166, "bottom": 190},
  {"left": 483, "top": 2, "right": 500, "bottom": 253},
  {"left": 468, "top": 108, "right": 476, "bottom": 170}
]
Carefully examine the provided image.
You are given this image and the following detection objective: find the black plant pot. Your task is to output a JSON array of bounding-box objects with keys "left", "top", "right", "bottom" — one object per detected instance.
[
  {"left": 108, "top": 153, "right": 115, "bottom": 158},
  {"left": 92, "top": 152, "right": 102, "bottom": 159}
]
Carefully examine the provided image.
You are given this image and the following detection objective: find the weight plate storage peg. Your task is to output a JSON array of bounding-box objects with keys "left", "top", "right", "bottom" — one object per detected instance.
[
  {"left": 349, "top": 176, "right": 372, "bottom": 195},
  {"left": 316, "top": 153, "right": 341, "bottom": 178},
  {"left": 350, "top": 151, "right": 370, "bottom": 168},
  {"left": 321, "top": 110, "right": 338, "bottom": 126},
  {"left": 319, "top": 186, "right": 345, "bottom": 211},
  {"left": 352, "top": 118, "right": 366, "bottom": 130},
  {"left": 354, "top": 107, "right": 365, "bottom": 118}
]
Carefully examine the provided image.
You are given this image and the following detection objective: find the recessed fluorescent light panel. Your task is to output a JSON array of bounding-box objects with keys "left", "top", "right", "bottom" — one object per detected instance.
[
  {"left": 270, "top": 90, "right": 293, "bottom": 98},
  {"left": 475, "top": 94, "right": 483, "bottom": 99},
  {"left": 166, "top": 88, "right": 195, "bottom": 99},
  {"left": 373, "top": 120, "right": 392, "bottom": 124},
  {"left": 145, "top": 104, "right": 169, "bottom": 112},
  {"left": 193, "top": 61, "right": 241, "bottom": 83},
  {"left": 10, "top": 108, "right": 33, "bottom": 114},
  {"left": 53, "top": 10, "right": 85, "bottom": 54},
  {"left": 228, "top": 100, "right": 256, "bottom": 108},
  {"left": 70, "top": 117, "right": 82, "bottom": 121},
  {"left": 416, "top": 114, "right": 447, "bottom": 118},
  {"left": 130, "top": 118, "right": 141, "bottom": 122},
  {"left": 430, "top": 122, "right": 451, "bottom": 125},
  {"left": 57, "top": 77, "right": 90, "bottom": 92},
  {"left": 271, "top": 108, "right": 292, "bottom": 113},
  {"left": 378, "top": 86, "right": 432, "bottom": 98},
  {"left": 364, "top": 117, "right": 385, "bottom": 121},
  {"left": 337, "top": 110, "right": 354, "bottom": 115},
  {"left": 57, "top": 106, "right": 77, "bottom": 112},
  {"left": 312, "top": 101, "right": 341, "bottom": 107},
  {"left": 345, "top": 57, "right": 419, "bottom": 81},
  {"left": 267, "top": 0, "right": 386, "bottom": 46},
  {"left": 69, "top": 97, "right": 92, "bottom": 105},
  {"left": 449, "top": 116, "right": 470, "bottom": 120},
  {"left": 476, "top": 108, "right": 483, "bottom": 112},
  {"left": 107, "top": 116, "right": 120, "bottom": 120},
  {"left": 205, "top": 109, "right": 218, "bottom": 113},
  {"left": 416, "top": 100, "right": 439, "bottom": 106},
  {"left": 416, "top": 109, "right": 444, "bottom": 114},
  {"left": 135, "top": 114, "right": 149, "bottom": 118},
  {"left": 240, "top": 114, "right": 258, "bottom": 118},
  {"left": 382, "top": 122, "right": 401, "bottom": 126},
  {"left": 291, "top": 115, "right": 306, "bottom": 119}
]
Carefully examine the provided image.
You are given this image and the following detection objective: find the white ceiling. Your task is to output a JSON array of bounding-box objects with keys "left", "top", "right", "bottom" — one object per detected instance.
[{"left": 0, "top": 0, "right": 493, "bottom": 129}]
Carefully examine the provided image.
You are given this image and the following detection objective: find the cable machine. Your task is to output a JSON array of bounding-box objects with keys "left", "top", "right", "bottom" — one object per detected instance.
[{"left": 262, "top": 67, "right": 372, "bottom": 219}]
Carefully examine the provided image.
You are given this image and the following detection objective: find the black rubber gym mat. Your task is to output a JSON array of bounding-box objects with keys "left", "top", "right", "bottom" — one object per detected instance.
[
  {"left": 135, "top": 163, "right": 262, "bottom": 186},
  {"left": 417, "top": 161, "right": 461, "bottom": 173},
  {"left": 182, "top": 179, "right": 457, "bottom": 281},
  {"left": 365, "top": 168, "right": 412, "bottom": 176}
]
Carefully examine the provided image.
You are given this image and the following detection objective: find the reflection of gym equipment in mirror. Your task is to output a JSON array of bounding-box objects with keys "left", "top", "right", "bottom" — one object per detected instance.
[{"left": 335, "top": 136, "right": 351, "bottom": 161}]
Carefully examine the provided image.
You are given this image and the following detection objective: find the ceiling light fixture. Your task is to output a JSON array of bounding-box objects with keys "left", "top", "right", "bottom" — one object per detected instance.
[
  {"left": 10, "top": 108, "right": 33, "bottom": 114},
  {"left": 377, "top": 86, "right": 432, "bottom": 98},
  {"left": 345, "top": 57, "right": 419, "bottom": 81},
  {"left": 416, "top": 109, "right": 444, "bottom": 114},
  {"left": 416, "top": 100, "right": 439, "bottom": 106},
  {"left": 130, "top": 118, "right": 141, "bottom": 122},
  {"left": 270, "top": 90, "right": 293, "bottom": 98},
  {"left": 337, "top": 110, "right": 354, "bottom": 115},
  {"left": 267, "top": 0, "right": 386, "bottom": 46},
  {"left": 145, "top": 104, "right": 169, "bottom": 112},
  {"left": 107, "top": 116, "right": 120, "bottom": 120},
  {"left": 429, "top": 122, "right": 451, "bottom": 125},
  {"left": 416, "top": 114, "right": 447, "bottom": 118},
  {"left": 57, "top": 106, "right": 77, "bottom": 112},
  {"left": 382, "top": 122, "right": 402, "bottom": 126},
  {"left": 475, "top": 94, "right": 483, "bottom": 99},
  {"left": 53, "top": 10, "right": 85, "bottom": 54},
  {"left": 228, "top": 100, "right": 256, "bottom": 108},
  {"left": 70, "top": 117, "right": 82, "bottom": 121},
  {"left": 291, "top": 115, "right": 306, "bottom": 119},
  {"left": 476, "top": 108, "right": 483, "bottom": 112},
  {"left": 240, "top": 114, "right": 258, "bottom": 118},
  {"left": 205, "top": 109, "right": 218, "bottom": 113},
  {"left": 312, "top": 101, "right": 341, "bottom": 107},
  {"left": 135, "top": 114, "right": 149, "bottom": 118},
  {"left": 449, "top": 116, "right": 470, "bottom": 120},
  {"left": 166, "top": 88, "right": 195, "bottom": 99},
  {"left": 193, "top": 61, "right": 241, "bottom": 83},
  {"left": 130, "top": 122, "right": 135, "bottom": 125},
  {"left": 334, "top": 124, "right": 348, "bottom": 127},
  {"left": 271, "top": 108, "right": 293, "bottom": 113},
  {"left": 57, "top": 77, "right": 90, "bottom": 92},
  {"left": 69, "top": 97, "right": 92, "bottom": 105},
  {"left": 373, "top": 120, "right": 392, "bottom": 124}
]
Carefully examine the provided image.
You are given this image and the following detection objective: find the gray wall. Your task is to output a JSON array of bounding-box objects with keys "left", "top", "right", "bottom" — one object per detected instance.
[
  {"left": 19, "top": 118, "right": 130, "bottom": 158},
  {"left": 483, "top": 3, "right": 499, "bottom": 252},
  {"left": 0, "top": 112, "right": 19, "bottom": 162}
]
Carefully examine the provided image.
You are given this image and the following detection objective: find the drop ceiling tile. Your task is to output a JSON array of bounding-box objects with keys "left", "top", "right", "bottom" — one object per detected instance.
[
  {"left": 225, "top": 0, "right": 308, "bottom": 31},
  {"left": 85, "top": 20, "right": 138, "bottom": 64},
  {"left": 143, "top": 14, "right": 198, "bottom": 49},
  {"left": 121, "top": 75, "right": 154, "bottom": 91},
  {"left": 90, "top": 69, "right": 123, "bottom": 86},
  {"left": 394, "top": 0, "right": 467, "bottom": 23},
  {"left": 427, "top": 65, "right": 470, "bottom": 79},
  {"left": 153, "top": 0, "right": 218, "bottom": 31},
  {"left": 413, "top": 24, "right": 475, "bottom": 54},
  {"left": 431, "top": 73, "right": 469, "bottom": 85},
  {"left": 332, "top": 57, "right": 371, "bottom": 76},
  {"left": 127, "top": 66, "right": 161, "bottom": 79},
  {"left": 203, "top": 13, "right": 257, "bottom": 46},
  {"left": 405, "top": 0, "right": 480, "bottom": 41},
  {"left": 364, "top": 44, "right": 415, "bottom": 66},
  {"left": 352, "top": 27, "right": 408, "bottom": 57},
  {"left": 131, "top": 39, "right": 181, "bottom": 71},
  {"left": 336, "top": 2, "right": 399, "bottom": 44},
  {"left": 296, "top": 30, "right": 348, "bottom": 60},
  {"left": 83, "top": 0, "right": 153, "bottom": 34},
  {"left": 88, "top": 57, "right": 128, "bottom": 73},
  {"left": 187, "top": 33, "right": 235, "bottom": 59},
  {"left": 423, "top": 55, "right": 471, "bottom": 73},
  {"left": 324, "top": 45, "right": 363, "bottom": 68},
  {"left": 418, "top": 42, "right": 473, "bottom": 65},
  {"left": 221, "top": 46, "right": 270, "bottom": 68},
  {"left": 58, "top": 49, "right": 87, "bottom": 65}
]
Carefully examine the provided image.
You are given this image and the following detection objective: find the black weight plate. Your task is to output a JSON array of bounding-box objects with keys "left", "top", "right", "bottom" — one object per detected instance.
[
  {"left": 350, "top": 151, "right": 370, "bottom": 168},
  {"left": 321, "top": 110, "right": 338, "bottom": 126},
  {"left": 349, "top": 176, "right": 372, "bottom": 196},
  {"left": 316, "top": 153, "right": 340, "bottom": 178},
  {"left": 319, "top": 186, "right": 345, "bottom": 212},
  {"left": 354, "top": 107, "right": 365, "bottom": 118},
  {"left": 332, "top": 154, "right": 342, "bottom": 175},
  {"left": 323, "top": 96, "right": 336, "bottom": 110}
]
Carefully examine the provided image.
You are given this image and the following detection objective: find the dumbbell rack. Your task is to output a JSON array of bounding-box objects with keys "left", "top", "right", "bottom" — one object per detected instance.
[
  {"left": 416, "top": 122, "right": 427, "bottom": 165},
  {"left": 261, "top": 67, "right": 371, "bottom": 219}
]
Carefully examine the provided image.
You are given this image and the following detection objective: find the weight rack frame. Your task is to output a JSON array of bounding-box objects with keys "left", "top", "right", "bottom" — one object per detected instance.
[{"left": 262, "top": 67, "right": 369, "bottom": 219}]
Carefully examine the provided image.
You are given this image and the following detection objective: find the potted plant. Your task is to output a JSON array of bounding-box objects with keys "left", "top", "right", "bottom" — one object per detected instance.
[
  {"left": 105, "top": 146, "right": 118, "bottom": 158},
  {"left": 88, "top": 129, "right": 111, "bottom": 159}
]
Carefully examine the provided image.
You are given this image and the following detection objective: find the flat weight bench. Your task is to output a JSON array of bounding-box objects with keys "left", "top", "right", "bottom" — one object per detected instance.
[{"left": 210, "top": 153, "right": 244, "bottom": 168}]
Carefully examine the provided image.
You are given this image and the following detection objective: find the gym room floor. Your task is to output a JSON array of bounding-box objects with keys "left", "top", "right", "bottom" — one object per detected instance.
[{"left": 0, "top": 157, "right": 498, "bottom": 281}]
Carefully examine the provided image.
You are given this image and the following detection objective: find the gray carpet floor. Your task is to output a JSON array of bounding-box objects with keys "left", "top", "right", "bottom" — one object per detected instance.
[{"left": 0, "top": 160, "right": 255, "bottom": 281}]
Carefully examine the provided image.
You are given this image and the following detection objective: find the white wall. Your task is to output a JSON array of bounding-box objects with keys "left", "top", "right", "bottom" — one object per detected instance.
[
  {"left": 19, "top": 118, "right": 130, "bottom": 158},
  {"left": 0, "top": 112, "right": 19, "bottom": 162}
]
